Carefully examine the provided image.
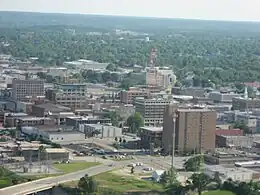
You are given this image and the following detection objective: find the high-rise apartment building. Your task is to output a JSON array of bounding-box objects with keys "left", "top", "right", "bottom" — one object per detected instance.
[
  {"left": 12, "top": 79, "right": 44, "bottom": 102},
  {"left": 162, "top": 106, "right": 216, "bottom": 154},
  {"left": 134, "top": 98, "right": 172, "bottom": 126},
  {"left": 46, "top": 83, "right": 87, "bottom": 109}
]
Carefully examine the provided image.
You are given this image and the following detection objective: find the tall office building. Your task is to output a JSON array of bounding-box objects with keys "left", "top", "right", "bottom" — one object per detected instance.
[
  {"left": 46, "top": 83, "right": 87, "bottom": 109},
  {"left": 12, "top": 79, "right": 44, "bottom": 102},
  {"left": 146, "top": 67, "right": 176, "bottom": 90},
  {"left": 162, "top": 106, "right": 216, "bottom": 154},
  {"left": 134, "top": 98, "right": 172, "bottom": 126}
]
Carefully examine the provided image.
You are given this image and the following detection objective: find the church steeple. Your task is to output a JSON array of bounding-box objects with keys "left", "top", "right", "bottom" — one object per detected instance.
[{"left": 244, "top": 86, "right": 248, "bottom": 99}]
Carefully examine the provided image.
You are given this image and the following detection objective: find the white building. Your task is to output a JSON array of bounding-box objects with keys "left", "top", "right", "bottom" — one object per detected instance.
[
  {"left": 64, "top": 59, "right": 108, "bottom": 71},
  {"left": 152, "top": 170, "right": 165, "bottom": 182},
  {"left": 21, "top": 126, "right": 86, "bottom": 142},
  {"left": 79, "top": 124, "right": 122, "bottom": 138},
  {"left": 204, "top": 165, "right": 256, "bottom": 181}
]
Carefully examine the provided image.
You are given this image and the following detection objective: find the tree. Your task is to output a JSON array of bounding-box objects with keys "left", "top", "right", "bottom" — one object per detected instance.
[
  {"left": 126, "top": 112, "right": 144, "bottom": 133},
  {"left": 233, "top": 121, "right": 251, "bottom": 134},
  {"left": 214, "top": 171, "right": 222, "bottom": 189},
  {"left": 160, "top": 167, "right": 179, "bottom": 186},
  {"left": 188, "top": 173, "right": 211, "bottom": 195},
  {"left": 104, "top": 111, "right": 122, "bottom": 127},
  {"left": 106, "top": 63, "right": 117, "bottom": 71},
  {"left": 236, "top": 182, "right": 251, "bottom": 195},
  {"left": 222, "top": 178, "right": 237, "bottom": 192},
  {"left": 78, "top": 174, "right": 98, "bottom": 194},
  {"left": 184, "top": 155, "right": 203, "bottom": 172},
  {"left": 38, "top": 145, "right": 46, "bottom": 162}
]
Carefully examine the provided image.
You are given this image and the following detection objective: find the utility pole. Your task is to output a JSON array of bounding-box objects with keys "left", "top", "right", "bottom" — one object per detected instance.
[{"left": 171, "top": 113, "right": 176, "bottom": 169}]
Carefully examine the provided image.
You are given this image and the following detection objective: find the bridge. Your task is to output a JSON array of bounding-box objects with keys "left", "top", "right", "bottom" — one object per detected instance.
[{"left": 0, "top": 161, "right": 133, "bottom": 195}]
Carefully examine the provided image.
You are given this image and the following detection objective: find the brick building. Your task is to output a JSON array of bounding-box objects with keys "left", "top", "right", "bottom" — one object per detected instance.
[{"left": 162, "top": 106, "right": 216, "bottom": 154}]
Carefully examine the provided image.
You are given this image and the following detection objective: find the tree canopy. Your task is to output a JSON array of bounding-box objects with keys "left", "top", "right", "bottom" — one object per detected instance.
[
  {"left": 126, "top": 112, "right": 144, "bottom": 133},
  {"left": 2, "top": 12, "right": 260, "bottom": 87},
  {"left": 184, "top": 155, "right": 204, "bottom": 172}
]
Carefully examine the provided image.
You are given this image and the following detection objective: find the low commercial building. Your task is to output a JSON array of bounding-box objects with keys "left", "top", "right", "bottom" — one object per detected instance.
[
  {"left": 232, "top": 97, "right": 260, "bottom": 111},
  {"left": 216, "top": 129, "right": 244, "bottom": 137},
  {"left": 209, "top": 91, "right": 241, "bottom": 103},
  {"left": 5, "top": 116, "right": 56, "bottom": 128},
  {"left": 47, "top": 132, "right": 85, "bottom": 142},
  {"left": 204, "top": 165, "right": 259, "bottom": 181},
  {"left": 23, "top": 148, "right": 69, "bottom": 162},
  {"left": 216, "top": 135, "right": 254, "bottom": 148},
  {"left": 21, "top": 126, "right": 85, "bottom": 142},
  {"left": 79, "top": 124, "right": 122, "bottom": 138},
  {"left": 66, "top": 116, "right": 111, "bottom": 128},
  {"left": 140, "top": 126, "right": 163, "bottom": 149},
  {"left": 18, "top": 117, "right": 55, "bottom": 126},
  {"left": 204, "top": 151, "right": 258, "bottom": 165},
  {"left": 172, "top": 87, "right": 205, "bottom": 97},
  {"left": 32, "top": 103, "right": 72, "bottom": 117},
  {"left": 32, "top": 103, "right": 74, "bottom": 125},
  {"left": 236, "top": 113, "right": 257, "bottom": 128}
]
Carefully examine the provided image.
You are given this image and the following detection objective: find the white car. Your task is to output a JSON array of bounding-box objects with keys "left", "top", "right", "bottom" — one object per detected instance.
[{"left": 135, "top": 162, "right": 143, "bottom": 166}]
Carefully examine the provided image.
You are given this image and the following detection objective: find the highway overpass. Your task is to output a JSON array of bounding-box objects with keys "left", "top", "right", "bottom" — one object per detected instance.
[{"left": 0, "top": 161, "right": 133, "bottom": 195}]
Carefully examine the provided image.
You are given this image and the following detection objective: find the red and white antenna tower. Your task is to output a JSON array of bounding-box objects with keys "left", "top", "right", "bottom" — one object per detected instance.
[{"left": 148, "top": 48, "right": 157, "bottom": 68}]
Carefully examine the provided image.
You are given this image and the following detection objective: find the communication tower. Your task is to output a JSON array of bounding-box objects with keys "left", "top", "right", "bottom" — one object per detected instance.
[{"left": 148, "top": 48, "right": 157, "bottom": 68}]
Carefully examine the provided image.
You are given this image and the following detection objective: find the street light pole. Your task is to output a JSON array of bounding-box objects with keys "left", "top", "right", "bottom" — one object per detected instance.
[{"left": 171, "top": 113, "right": 176, "bottom": 169}]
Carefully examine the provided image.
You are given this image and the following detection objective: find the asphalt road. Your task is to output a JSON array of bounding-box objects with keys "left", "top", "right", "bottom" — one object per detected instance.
[{"left": 0, "top": 160, "right": 134, "bottom": 195}]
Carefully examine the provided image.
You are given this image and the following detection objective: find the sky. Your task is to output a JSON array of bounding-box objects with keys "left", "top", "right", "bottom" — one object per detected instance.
[{"left": 1, "top": 0, "right": 260, "bottom": 22}]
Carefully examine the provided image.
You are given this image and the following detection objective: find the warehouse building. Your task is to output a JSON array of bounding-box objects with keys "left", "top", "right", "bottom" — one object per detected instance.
[
  {"left": 79, "top": 124, "right": 122, "bottom": 138},
  {"left": 21, "top": 126, "right": 86, "bottom": 142}
]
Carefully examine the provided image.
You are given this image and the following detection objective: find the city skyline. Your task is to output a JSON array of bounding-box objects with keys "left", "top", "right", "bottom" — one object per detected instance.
[{"left": 1, "top": 0, "right": 260, "bottom": 22}]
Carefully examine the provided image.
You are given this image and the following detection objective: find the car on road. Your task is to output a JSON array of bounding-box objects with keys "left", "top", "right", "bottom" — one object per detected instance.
[{"left": 135, "top": 162, "right": 143, "bottom": 166}]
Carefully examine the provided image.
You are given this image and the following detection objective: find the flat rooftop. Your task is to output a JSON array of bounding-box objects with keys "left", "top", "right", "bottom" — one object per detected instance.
[
  {"left": 177, "top": 108, "right": 213, "bottom": 112},
  {"left": 48, "top": 131, "right": 84, "bottom": 135},
  {"left": 45, "top": 148, "right": 68, "bottom": 153},
  {"left": 19, "top": 117, "right": 52, "bottom": 121},
  {"left": 34, "top": 103, "right": 71, "bottom": 112},
  {"left": 141, "top": 126, "right": 163, "bottom": 132}
]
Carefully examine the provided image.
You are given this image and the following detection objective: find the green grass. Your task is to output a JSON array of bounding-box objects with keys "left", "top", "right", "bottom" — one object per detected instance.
[
  {"left": 53, "top": 162, "right": 100, "bottom": 174},
  {"left": 94, "top": 171, "right": 164, "bottom": 192},
  {"left": 203, "top": 190, "right": 235, "bottom": 195}
]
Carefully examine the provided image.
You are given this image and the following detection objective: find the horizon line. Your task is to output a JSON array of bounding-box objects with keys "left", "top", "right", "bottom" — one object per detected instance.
[{"left": 1, "top": 10, "right": 260, "bottom": 24}]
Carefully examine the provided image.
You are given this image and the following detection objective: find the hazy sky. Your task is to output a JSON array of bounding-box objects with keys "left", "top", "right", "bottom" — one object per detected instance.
[{"left": 1, "top": 0, "right": 260, "bottom": 21}]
